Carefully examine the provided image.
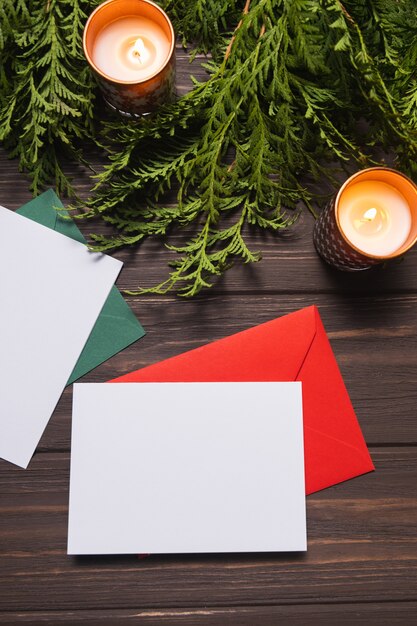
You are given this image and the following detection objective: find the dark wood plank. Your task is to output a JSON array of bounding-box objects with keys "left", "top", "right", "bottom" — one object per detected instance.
[
  {"left": 1, "top": 603, "right": 417, "bottom": 626},
  {"left": 21, "top": 293, "right": 417, "bottom": 452},
  {"left": 0, "top": 449, "right": 416, "bottom": 612},
  {"left": 104, "top": 212, "right": 417, "bottom": 295},
  {"left": 5, "top": 188, "right": 417, "bottom": 295},
  {"left": 1, "top": 45, "right": 416, "bottom": 625}
]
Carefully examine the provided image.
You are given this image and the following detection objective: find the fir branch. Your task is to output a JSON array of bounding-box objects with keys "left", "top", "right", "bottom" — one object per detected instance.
[
  {"left": 75, "top": 0, "right": 417, "bottom": 297},
  {"left": 77, "top": 0, "right": 346, "bottom": 295},
  {"left": 163, "top": 0, "right": 243, "bottom": 57},
  {"left": 2, "top": 0, "right": 417, "bottom": 296},
  {"left": 0, "top": 0, "right": 99, "bottom": 194}
]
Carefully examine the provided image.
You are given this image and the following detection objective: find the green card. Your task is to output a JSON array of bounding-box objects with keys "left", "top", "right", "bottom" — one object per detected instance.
[{"left": 17, "top": 189, "right": 145, "bottom": 385}]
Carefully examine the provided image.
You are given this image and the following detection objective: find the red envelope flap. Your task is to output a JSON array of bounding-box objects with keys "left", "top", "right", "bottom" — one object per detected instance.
[
  {"left": 112, "top": 306, "right": 317, "bottom": 383},
  {"left": 300, "top": 308, "right": 374, "bottom": 494}
]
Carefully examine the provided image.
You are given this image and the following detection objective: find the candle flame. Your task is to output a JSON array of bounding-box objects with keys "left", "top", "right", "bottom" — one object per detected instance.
[
  {"left": 132, "top": 37, "right": 146, "bottom": 61},
  {"left": 363, "top": 207, "right": 378, "bottom": 221}
]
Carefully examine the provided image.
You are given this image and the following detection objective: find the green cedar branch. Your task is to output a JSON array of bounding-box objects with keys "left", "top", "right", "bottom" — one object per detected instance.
[
  {"left": 78, "top": 0, "right": 417, "bottom": 296},
  {"left": 0, "top": 0, "right": 99, "bottom": 195}
]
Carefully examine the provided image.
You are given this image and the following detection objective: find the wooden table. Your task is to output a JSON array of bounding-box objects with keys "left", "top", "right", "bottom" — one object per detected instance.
[{"left": 1, "top": 48, "right": 417, "bottom": 626}]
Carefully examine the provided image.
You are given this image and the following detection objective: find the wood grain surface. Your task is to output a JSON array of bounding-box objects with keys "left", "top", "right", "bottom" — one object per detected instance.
[{"left": 0, "top": 48, "right": 416, "bottom": 625}]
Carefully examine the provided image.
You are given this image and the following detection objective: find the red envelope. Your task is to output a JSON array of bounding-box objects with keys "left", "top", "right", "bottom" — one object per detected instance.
[{"left": 111, "top": 306, "right": 374, "bottom": 494}]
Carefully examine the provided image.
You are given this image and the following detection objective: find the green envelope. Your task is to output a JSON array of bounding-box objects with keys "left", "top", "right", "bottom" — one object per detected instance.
[{"left": 17, "top": 189, "right": 145, "bottom": 385}]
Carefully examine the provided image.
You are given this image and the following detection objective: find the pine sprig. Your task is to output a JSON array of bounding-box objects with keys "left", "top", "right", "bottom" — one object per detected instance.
[
  {"left": 78, "top": 0, "right": 417, "bottom": 296},
  {"left": 0, "top": 0, "right": 99, "bottom": 194},
  {"left": 162, "top": 0, "right": 242, "bottom": 57}
]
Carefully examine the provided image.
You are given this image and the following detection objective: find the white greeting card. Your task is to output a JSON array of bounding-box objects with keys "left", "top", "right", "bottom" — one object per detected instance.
[
  {"left": 0, "top": 206, "right": 122, "bottom": 468},
  {"left": 68, "top": 382, "right": 306, "bottom": 554}
]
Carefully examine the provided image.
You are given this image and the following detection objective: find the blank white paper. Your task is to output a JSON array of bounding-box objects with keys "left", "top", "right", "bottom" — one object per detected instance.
[
  {"left": 68, "top": 382, "right": 306, "bottom": 554},
  {"left": 0, "top": 206, "right": 122, "bottom": 468}
]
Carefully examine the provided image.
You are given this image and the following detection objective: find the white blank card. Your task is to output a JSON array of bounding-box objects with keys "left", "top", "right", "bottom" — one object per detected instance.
[
  {"left": 68, "top": 382, "right": 306, "bottom": 554},
  {"left": 0, "top": 206, "right": 122, "bottom": 468}
]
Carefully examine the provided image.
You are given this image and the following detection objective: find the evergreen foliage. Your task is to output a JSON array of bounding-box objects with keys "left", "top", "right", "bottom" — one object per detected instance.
[
  {"left": 1, "top": 0, "right": 417, "bottom": 295},
  {"left": 0, "top": 0, "right": 99, "bottom": 194}
]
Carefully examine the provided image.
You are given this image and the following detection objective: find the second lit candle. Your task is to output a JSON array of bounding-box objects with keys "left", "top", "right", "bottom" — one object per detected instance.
[
  {"left": 338, "top": 179, "right": 412, "bottom": 257},
  {"left": 313, "top": 167, "right": 417, "bottom": 271}
]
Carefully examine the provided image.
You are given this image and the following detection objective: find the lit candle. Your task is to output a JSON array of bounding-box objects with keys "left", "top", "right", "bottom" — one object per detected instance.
[
  {"left": 338, "top": 180, "right": 412, "bottom": 257},
  {"left": 83, "top": 0, "right": 175, "bottom": 116},
  {"left": 313, "top": 168, "right": 417, "bottom": 271},
  {"left": 91, "top": 17, "right": 171, "bottom": 83}
]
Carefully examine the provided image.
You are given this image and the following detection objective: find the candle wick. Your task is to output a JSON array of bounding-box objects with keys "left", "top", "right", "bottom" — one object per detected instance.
[
  {"left": 131, "top": 38, "right": 145, "bottom": 63},
  {"left": 362, "top": 207, "right": 377, "bottom": 222}
]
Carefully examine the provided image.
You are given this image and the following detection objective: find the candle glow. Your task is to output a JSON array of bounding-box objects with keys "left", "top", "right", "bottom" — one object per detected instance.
[
  {"left": 128, "top": 37, "right": 149, "bottom": 66},
  {"left": 338, "top": 180, "right": 412, "bottom": 257},
  {"left": 363, "top": 208, "right": 377, "bottom": 221}
]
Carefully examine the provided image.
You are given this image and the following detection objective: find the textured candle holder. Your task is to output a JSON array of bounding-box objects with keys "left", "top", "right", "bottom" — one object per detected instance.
[
  {"left": 83, "top": 0, "right": 175, "bottom": 116},
  {"left": 313, "top": 168, "right": 417, "bottom": 271}
]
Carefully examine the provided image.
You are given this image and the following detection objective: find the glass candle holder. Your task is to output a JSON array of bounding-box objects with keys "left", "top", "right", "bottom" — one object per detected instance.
[
  {"left": 313, "top": 167, "right": 417, "bottom": 271},
  {"left": 83, "top": 0, "right": 175, "bottom": 116}
]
